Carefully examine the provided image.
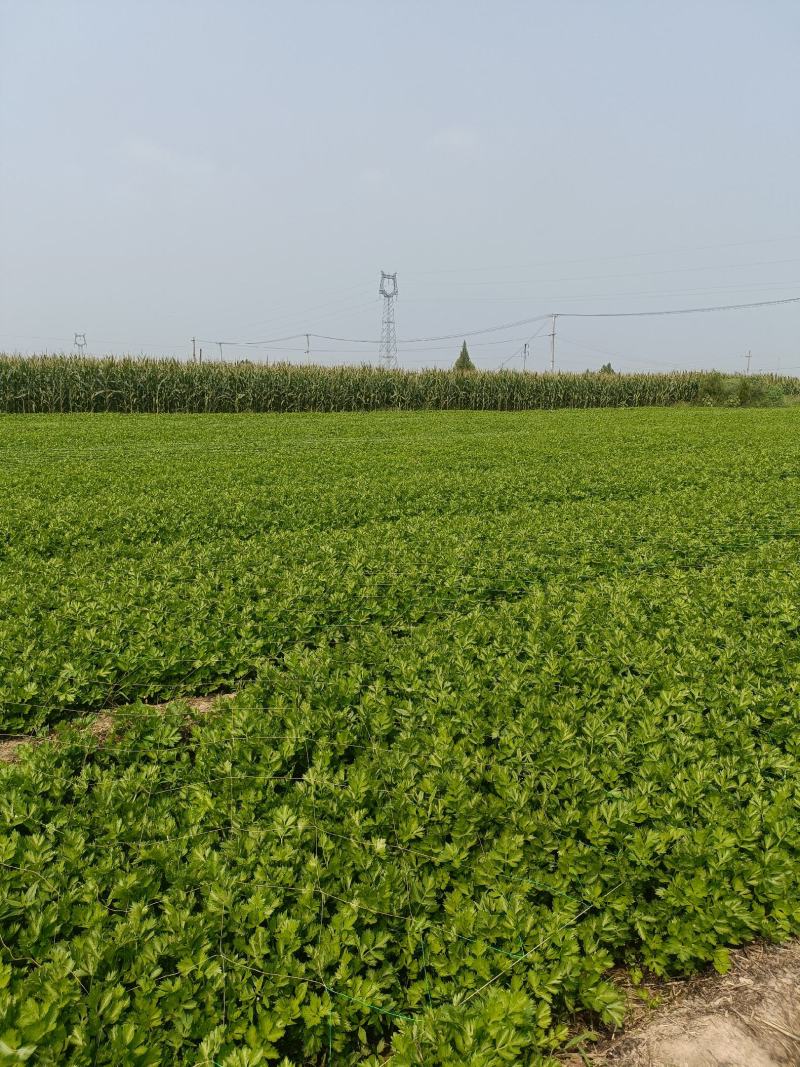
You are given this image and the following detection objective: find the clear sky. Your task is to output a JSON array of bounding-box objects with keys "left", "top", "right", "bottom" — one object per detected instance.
[{"left": 1, "top": 0, "right": 799, "bottom": 373}]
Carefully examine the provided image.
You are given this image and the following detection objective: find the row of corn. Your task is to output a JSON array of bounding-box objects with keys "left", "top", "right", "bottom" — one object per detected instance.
[{"left": 1, "top": 354, "right": 797, "bottom": 413}]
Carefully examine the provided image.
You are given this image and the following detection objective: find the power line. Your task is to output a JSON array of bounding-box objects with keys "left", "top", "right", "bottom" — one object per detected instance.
[
  {"left": 312, "top": 312, "right": 554, "bottom": 346},
  {"left": 263, "top": 298, "right": 379, "bottom": 339},
  {"left": 409, "top": 233, "right": 800, "bottom": 277},
  {"left": 233, "top": 283, "right": 375, "bottom": 334},
  {"left": 498, "top": 322, "right": 550, "bottom": 369},
  {"left": 407, "top": 256, "right": 800, "bottom": 290},
  {"left": 192, "top": 335, "right": 542, "bottom": 356},
  {"left": 195, "top": 313, "right": 549, "bottom": 349},
  {"left": 557, "top": 295, "right": 800, "bottom": 319},
  {"left": 6, "top": 293, "right": 800, "bottom": 366},
  {"left": 402, "top": 279, "right": 800, "bottom": 304},
  {"left": 556, "top": 336, "right": 694, "bottom": 370},
  {"left": 549, "top": 315, "right": 557, "bottom": 372},
  {"left": 198, "top": 294, "right": 800, "bottom": 350}
]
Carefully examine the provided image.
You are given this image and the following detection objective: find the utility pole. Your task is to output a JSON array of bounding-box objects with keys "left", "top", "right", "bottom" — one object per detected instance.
[
  {"left": 378, "top": 271, "right": 399, "bottom": 368},
  {"left": 549, "top": 315, "right": 557, "bottom": 372},
  {"left": 218, "top": 342, "right": 223, "bottom": 362},
  {"left": 746, "top": 349, "right": 751, "bottom": 375},
  {"left": 192, "top": 337, "right": 196, "bottom": 362},
  {"left": 199, "top": 347, "right": 203, "bottom": 363},
  {"left": 306, "top": 333, "right": 310, "bottom": 363},
  {"left": 522, "top": 342, "right": 529, "bottom": 372}
]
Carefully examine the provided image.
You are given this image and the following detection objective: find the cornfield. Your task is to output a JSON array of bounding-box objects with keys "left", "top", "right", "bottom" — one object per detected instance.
[{"left": 0, "top": 354, "right": 797, "bottom": 413}]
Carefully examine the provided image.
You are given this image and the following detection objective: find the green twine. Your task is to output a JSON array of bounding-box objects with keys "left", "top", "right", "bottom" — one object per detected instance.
[
  {"left": 455, "top": 931, "right": 528, "bottom": 960},
  {"left": 421, "top": 929, "right": 433, "bottom": 1009},
  {"left": 522, "top": 875, "right": 582, "bottom": 902},
  {"left": 329, "top": 987, "right": 413, "bottom": 1021}
]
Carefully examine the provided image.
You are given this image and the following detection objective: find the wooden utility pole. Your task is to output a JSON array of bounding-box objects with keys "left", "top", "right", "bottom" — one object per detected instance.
[{"left": 549, "top": 315, "right": 557, "bottom": 372}]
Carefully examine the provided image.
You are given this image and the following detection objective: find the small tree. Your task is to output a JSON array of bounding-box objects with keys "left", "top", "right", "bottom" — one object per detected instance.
[
  {"left": 453, "top": 341, "right": 476, "bottom": 372},
  {"left": 599, "top": 361, "right": 615, "bottom": 374}
]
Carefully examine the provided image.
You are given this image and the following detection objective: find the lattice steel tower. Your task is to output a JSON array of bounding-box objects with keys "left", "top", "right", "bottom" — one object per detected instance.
[
  {"left": 378, "top": 271, "right": 398, "bottom": 368},
  {"left": 73, "top": 332, "right": 87, "bottom": 354}
]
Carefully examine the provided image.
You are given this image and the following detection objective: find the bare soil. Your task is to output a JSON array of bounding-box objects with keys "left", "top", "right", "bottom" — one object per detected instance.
[
  {"left": 0, "top": 692, "right": 235, "bottom": 763},
  {"left": 562, "top": 940, "right": 800, "bottom": 1067}
]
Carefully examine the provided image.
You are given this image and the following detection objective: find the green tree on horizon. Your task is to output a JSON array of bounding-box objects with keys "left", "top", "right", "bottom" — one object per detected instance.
[{"left": 453, "top": 341, "right": 476, "bottom": 372}]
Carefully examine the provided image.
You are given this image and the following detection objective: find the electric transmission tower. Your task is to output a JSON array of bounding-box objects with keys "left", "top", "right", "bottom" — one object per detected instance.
[
  {"left": 73, "top": 332, "right": 87, "bottom": 354},
  {"left": 378, "top": 271, "right": 398, "bottom": 368}
]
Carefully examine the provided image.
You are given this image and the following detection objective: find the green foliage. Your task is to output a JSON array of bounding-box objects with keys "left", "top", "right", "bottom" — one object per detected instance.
[
  {"left": 453, "top": 342, "right": 476, "bottom": 373},
  {"left": 696, "top": 372, "right": 793, "bottom": 408},
  {"left": 599, "top": 363, "right": 615, "bottom": 375},
  {"left": 2, "top": 354, "right": 798, "bottom": 412},
  {"left": 2, "top": 408, "right": 800, "bottom": 1063}
]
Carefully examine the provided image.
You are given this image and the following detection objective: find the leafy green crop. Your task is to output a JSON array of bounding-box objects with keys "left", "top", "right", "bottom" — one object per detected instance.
[{"left": 1, "top": 409, "right": 799, "bottom": 1064}]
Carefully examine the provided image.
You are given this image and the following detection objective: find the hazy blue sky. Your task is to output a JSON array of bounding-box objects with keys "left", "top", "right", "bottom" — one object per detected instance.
[{"left": 1, "top": 1, "right": 799, "bottom": 372}]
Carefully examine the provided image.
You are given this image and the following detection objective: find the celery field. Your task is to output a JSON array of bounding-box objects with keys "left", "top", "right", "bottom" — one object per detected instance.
[{"left": 2, "top": 409, "right": 800, "bottom": 1065}]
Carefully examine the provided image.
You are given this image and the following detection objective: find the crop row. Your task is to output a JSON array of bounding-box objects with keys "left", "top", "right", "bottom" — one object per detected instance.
[
  {"left": 2, "top": 408, "right": 800, "bottom": 1064},
  {"left": 2, "top": 409, "right": 799, "bottom": 732},
  {"left": 3, "top": 541, "right": 800, "bottom": 1063},
  {"left": 1, "top": 354, "right": 798, "bottom": 413}
]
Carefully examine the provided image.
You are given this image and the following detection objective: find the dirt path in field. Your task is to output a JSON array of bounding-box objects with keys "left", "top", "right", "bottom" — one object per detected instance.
[
  {"left": 0, "top": 692, "right": 236, "bottom": 763},
  {"left": 563, "top": 940, "right": 800, "bottom": 1067}
]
